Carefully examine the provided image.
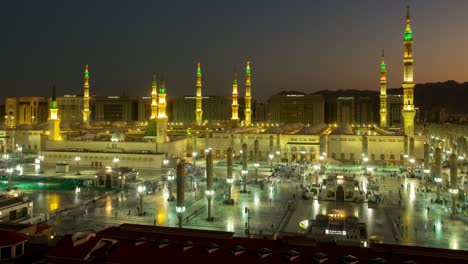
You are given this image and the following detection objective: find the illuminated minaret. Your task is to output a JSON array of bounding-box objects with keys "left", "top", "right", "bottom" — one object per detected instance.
[
  {"left": 156, "top": 79, "right": 168, "bottom": 143},
  {"left": 48, "top": 85, "right": 61, "bottom": 141},
  {"left": 401, "top": 6, "right": 416, "bottom": 137},
  {"left": 244, "top": 59, "right": 252, "bottom": 126},
  {"left": 231, "top": 69, "right": 239, "bottom": 126},
  {"left": 150, "top": 73, "right": 158, "bottom": 119},
  {"left": 379, "top": 49, "right": 388, "bottom": 127},
  {"left": 195, "top": 62, "right": 203, "bottom": 125},
  {"left": 82, "top": 65, "right": 90, "bottom": 124}
]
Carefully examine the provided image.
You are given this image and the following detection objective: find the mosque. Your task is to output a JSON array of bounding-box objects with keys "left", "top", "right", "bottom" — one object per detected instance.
[{"left": 1, "top": 7, "right": 427, "bottom": 170}]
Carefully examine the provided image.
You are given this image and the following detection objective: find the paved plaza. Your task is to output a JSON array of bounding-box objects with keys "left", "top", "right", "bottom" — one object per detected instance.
[{"left": 2, "top": 160, "right": 468, "bottom": 251}]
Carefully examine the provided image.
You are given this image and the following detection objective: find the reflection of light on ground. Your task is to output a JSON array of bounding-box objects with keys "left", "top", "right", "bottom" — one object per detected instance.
[
  {"left": 254, "top": 194, "right": 260, "bottom": 207},
  {"left": 362, "top": 181, "right": 367, "bottom": 193},
  {"left": 450, "top": 237, "right": 459, "bottom": 250},
  {"left": 46, "top": 193, "right": 60, "bottom": 211},
  {"left": 105, "top": 196, "right": 112, "bottom": 216},
  {"left": 409, "top": 183, "right": 415, "bottom": 202},
  {"left": 226, "top": 217, "right": 234, "bottom": 232},
  {"left": 156, "top": 208, "right": 167, "bottom": 224}
]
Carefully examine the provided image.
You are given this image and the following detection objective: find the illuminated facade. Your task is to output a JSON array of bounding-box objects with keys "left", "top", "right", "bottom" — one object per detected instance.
[
  {"left": 82, "top": 65, "right": 91, "bottom": 124},
  {"left": 156, "top": 79, "right": 168, "bottom": 143},
  {"left": 244, "top": 60, "right": 252, "bottom": 126},
  {"left": 48, "top": 86, "right": 61, "bottom": 141},
  {"left": 5, "top": 97, "right": 48, "bottom": 127},
  {"left": 56, "top": 95, "right": 83, "bottom": 123},
  {"left": 268, "top": 92, "right": 324, "bottom": 125},
  {"left": 195, "top": 62, "right": 203, "bottom": 124},
  {"left": 150, "top": 73, "right": 158, "bottom": 120},
  {"left": 337, "top": 97, "right": 355, "bottom": 124},
  {"left": 379, "top": 50, "right": 388, "bottom": 127},
  {"left": 401, "top": 6, "right": 416, "bottom": 137},
  {"left": 231, "top": 70, "right": 239, "bottom": 126}
]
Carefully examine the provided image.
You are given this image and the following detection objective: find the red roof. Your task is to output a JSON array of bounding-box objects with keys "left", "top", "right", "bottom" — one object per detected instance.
[{"left": 0, "top": 231, "right": 28, "bottom": 247}]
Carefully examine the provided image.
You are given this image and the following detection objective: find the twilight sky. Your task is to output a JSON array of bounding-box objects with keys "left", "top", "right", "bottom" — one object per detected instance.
[{"left": 2, "top": 0, "right": 467, "bottom": 100}]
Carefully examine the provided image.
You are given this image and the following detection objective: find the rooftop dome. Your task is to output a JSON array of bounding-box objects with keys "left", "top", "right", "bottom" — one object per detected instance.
[
  {"left": 263, "top": 127, "right": 283, "bottom": 134},
  {"left": 330, "top": 123, "right": 354, "bottom": 135},
  {"left": 295, "top": 123, "right": 327, "bottom": 135}
]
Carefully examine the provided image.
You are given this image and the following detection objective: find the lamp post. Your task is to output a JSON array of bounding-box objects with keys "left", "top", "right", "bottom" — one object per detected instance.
[
  {"left": 313, "top": 164, "right": 320, "bottom": 185},
  {"left": 167, "top": 174, "right": 175, "bottom": 201},
  {"left": 269, "top": 153, "right": 274, "bottom": 172},
  {"left": 192, "top": 152, "right": 197, "bottom": 167},
  {"left": 163, "top": 159, "right": 169, "bottom": 174},
  {"left": 38, "top": 154, "right": 44, "bottom": 173},
  {"left": 254, "top": 162, "right": 259, "bottom": 182},
  {"left": 241, "top": 169, "right": 248, "bottom": 193},
  {"left": 409, "top": 158, "right": 415, "bottom": 175},
  {"left": 6, "top": 168, "right": 13, "bottom": 192},
  {"left": 176, "top": 160, "right": 186, "bottom": 228},
  {"left": 363, "top": 156, "right": 369, "bottom": 174},
  {"left": 275, "top": 150, "right": 280, "bottom": 165},
  {"left": 74, "top": 156, "right": 81, "bottom": 175},
  {"left": 137, "top": 185, "right": 146, "bottom": 216},
  {"left": 224, "top": 147, "right": 234, "bottom": 204},
  {"left": 423, "top": 169, "right": 430, "bottom": 191},
  {"left": 113, "top": 157, "right": 119, "bottom": 170},
  {"left": 449, "top": 188, "right": 458, "bottom": 216},
  {"left": 435, "top": 177, "right": 442, "bottom": 202},
  {"left": 206, "top": 149, "right": 214, "bottom": 221},
  {"left": 403, "top": 154, "right": 409, "bottom": 170},
  {"left": 300, "top": 150, "right": 306, "bottom": 163}
]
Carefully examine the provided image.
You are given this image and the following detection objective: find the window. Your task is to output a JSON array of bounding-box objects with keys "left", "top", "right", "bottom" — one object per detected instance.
[{"left": 1, "top": 246, "right": 11, "bottom": 259}]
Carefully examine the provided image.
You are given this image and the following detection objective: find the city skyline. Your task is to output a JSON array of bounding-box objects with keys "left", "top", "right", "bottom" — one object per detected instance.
[{"left": 3, "top": 0, "right": 468, "bottom": 100}]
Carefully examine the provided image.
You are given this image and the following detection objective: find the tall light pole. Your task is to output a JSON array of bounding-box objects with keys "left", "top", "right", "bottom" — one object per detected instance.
[
  {"left": 192, "top": 152, "right": 197, "bottom": 167},
  {"left": 137, "top": 185, "right": 146, "bottom": 216},
  {"left": 254, "top": 162, "right": 259, "bottom": 182},
  {"left": 6, "top": 168, "right": 13, "bottom": 192},
  {"left": 269, "top": 153, "right": 274, "bottom": 172},
  {"left": 224, "top": 147, "right": 234, "bottom": 204},
  {"left": 449, "top": 153, "right": 458, "bottom": 216},
  {"left": 163, "top": 159, "right": 169, "bottom": 174},
  {"left": 113, "top": 157, "right": 120, "bottom": 170},
  {"left": 241, "top": 143, "right": 248, "bottom": 193},
  {"left": 206, "top": 149, "right": 214, "bottom": 221},
  {"left": 435, "top": 177, "right": 442, "bottom": 202},
  {"left": 167, "top": 173, "right": 175, "bottom": 201},
  {"left": 74, "top": 156, "right": 81, "bottom": 175},
  {"left": 176, "top": 160, "right": 186, "bottom": 228},
  {"left": 275, "top": 150, "right": 280, "bottom": 165}
]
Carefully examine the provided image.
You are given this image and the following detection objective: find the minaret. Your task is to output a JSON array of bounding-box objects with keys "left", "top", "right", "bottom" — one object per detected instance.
[
  {"left": 156, "top": 78, "right": 168, "bottom": 143},
  {"left": 231, "top": 69, "right": 239, "bottom": 126},
  {"left": 82, "top": 65, "right": 90, "bottom": 124},
  {"left": 48, "top": 85, "right": 61, "bottom": 141},
  {"left": 195, "top": 62, "right": 203, "bottom": 125},
  {"left": 244, "top": 59, "right": 252, "bottom": 126},
  {"left": 379, "top": 49, "right": 388, "bottom": 127},
  {"left": 401, "top": 6, "right": 416, "bottom": 137},
  {"left": 150, "top": 73, "right": 158, "bottom": 119}
]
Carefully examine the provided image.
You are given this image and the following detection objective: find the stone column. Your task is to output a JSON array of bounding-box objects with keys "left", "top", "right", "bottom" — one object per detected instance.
[
  {"left": 254, "top": 139, "right": 259, "bottom": 182},
  {"left": 424, "top": 142, "right": 430, "bottom": 170},
  {"left": 241, "top": 143, "right": 248, "bottom": 193},
  {"left": 450, "top": 153, "right": 458, "bottom": 215}
]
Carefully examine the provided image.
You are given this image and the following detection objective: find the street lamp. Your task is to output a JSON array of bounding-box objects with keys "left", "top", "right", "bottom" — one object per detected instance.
[
  {"left": 363, "top": 156, "right": 369, "bottom": 173},
  {"left": 241, "top": 169, "right": 248, "bottom": 193},
  {"left": 435, "top": 177, "right": 442, "bottom": 202},
  {"left": 137, "top": 185, "right": 146, "bottom": 216},
  {"left": 423, "top": 169, "right": 430, "bottom": 191},
  {"left": 275, "top": 150, "right": 280, "bottom": 165},
  {"left": 449, "top": 188, "right": 459, "bottom": 216},
  {"left": 74, "top": 156, "right": 81, "bottom": 175},
  {"left": 163, "top": 159, "right": 169, "bottom": 174},
  {"left": 113, "top": 157, "right": 120, "bottom": 170},
  {"left": 254, "top": 162, "right": 259, "bottom": 182},
  {"left": 192, "top": 152, "right": 197, "bottom": 167},
  {"left": 269, "top": 154, "right": 274, "bottom": 172},
  {"left": 409, "top": 158, "right": 415, "bottom": 175},
  {"left": 167, "top": 174, "right": 175, "bottom": 201},
  {"left": 6, "top": 168, "right": 13, "bottom": 192}
]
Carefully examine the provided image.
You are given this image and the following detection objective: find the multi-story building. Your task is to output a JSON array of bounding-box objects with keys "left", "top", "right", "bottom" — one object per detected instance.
[
  {"left": 5, "top": 97, "right": 48, "bottom": 127},
  {"left": 388, "top": 94, "right": 403, "bottom": 127},
  {"left": 268, "top": 92, "right": 324, "bottom": 125},
  {"left": 355, "top": 97, "right": 374, "bottom": 124},
  {"left": 336, "top": 97, "right": 355, "bottom": 124},
  {"left": 137, "top": 97, "right": 151, "bottom": 122},
  {"left": 55, "top": 95, "right": 83, "bottom": 123},
  {"left": 94, "top": 96, "right": 139, "bottom": 122}
]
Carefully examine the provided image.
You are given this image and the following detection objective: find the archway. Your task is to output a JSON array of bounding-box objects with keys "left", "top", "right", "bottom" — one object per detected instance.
[{"left": 336, "top": 185, "right": 344, "bottom": 202}]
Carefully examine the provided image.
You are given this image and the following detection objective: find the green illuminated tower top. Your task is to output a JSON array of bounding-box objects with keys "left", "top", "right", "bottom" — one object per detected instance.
[
  {"left": 380, "top": 49, "right": 386, "bottom": 71},
  {"left": 197, "top": 62, "right": 201, "bottom": 76},
  {"left": 159, "top": 79, "right": 166, "bottom": 94},
  {"left": 404, "top": 5, "right": 413, "bottom": 41},
  {"left": 51, "top": 85, "right": 58, "bottom": 109}
]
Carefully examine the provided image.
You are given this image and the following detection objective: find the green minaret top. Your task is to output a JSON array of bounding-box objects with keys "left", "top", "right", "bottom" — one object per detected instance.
[
  {"left": 233, "top": 68, "right": 238, "bottom": 84},
  {"left": 196, "top": 62, "right": 201, "bottom": 76},
  {"left": 380, "top": 49, "right": 386, "bottom": 71},
  {"left": 404, "top": 6, "right": 413, "bottom": 41},
  {"left": 246, "top": 59, "right": 251, "bottom": 74},
  {"left": 152, "top": 72, "right": 157, "bottom": 87},
  {"left": 84, "top": 64, "right": 89, "bottom": 78},
  {"left": 51, "top": 85, "right": 58, "bottom": 109},
  {"left": 159, "top": 79, "right": 166, "bottom": 94}
]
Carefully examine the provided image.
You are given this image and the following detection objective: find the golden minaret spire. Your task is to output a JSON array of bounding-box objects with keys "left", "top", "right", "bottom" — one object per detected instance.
[
  {"left": 401, "top": 5, "right": 416, "bottom": 137},
  {"left": 244, "top": 59, "right": 252, "bottom": 126},
  {"left": 195, "top": 62, "right": 203, "bottom": 125},
  {"left": 231, "top": 68, "right": 239, "bottom": 126},
  {"left": 156, "top": 78, "right": 168, "bottom": 143},
  {"left": 150, "top": 73, "right": 158, "bottom": 119},
  {"left": 82, "top": 64, "right": 90, "bottom": 124},
  {"left": 48, "top": 85, "right": 61, "bottom": 141},
  {"left": 379, "top": 49, "right": 388, "bottom": 127}
]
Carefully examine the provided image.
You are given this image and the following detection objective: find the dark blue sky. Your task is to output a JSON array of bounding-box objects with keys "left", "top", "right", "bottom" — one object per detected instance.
[{"left": 2, "top": 0, "right": 467, "bottom": 100}]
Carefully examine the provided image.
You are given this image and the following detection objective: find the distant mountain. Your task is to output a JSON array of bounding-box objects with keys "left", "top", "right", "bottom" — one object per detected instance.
[{"left": 313, "top": 81, "right": 468, "bottom": 114}]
